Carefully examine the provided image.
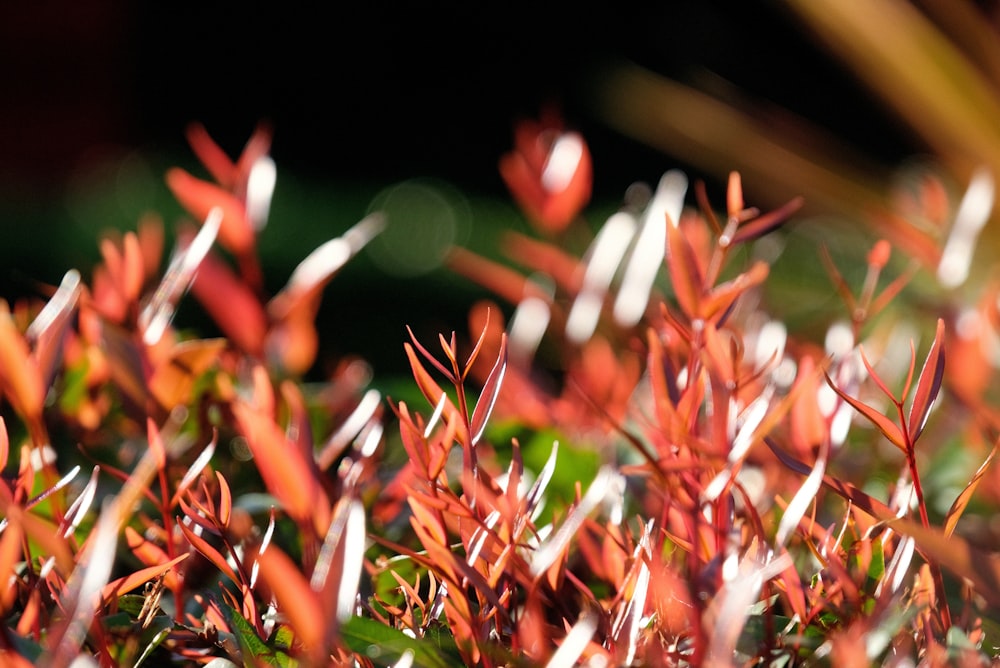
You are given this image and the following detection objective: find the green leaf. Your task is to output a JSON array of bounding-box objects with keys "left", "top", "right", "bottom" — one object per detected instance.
[
  {"left": 866, "top": 537, "right": 885, "bottom": 590},
  {"left": 134, "top": 616, "right": 174, "bottom": 668},
  {"left": 340, "top": 615, "right": 459, "bottom": 668},
  {"left": 228, "top": 607, "right": 298, "bottom": 668}
]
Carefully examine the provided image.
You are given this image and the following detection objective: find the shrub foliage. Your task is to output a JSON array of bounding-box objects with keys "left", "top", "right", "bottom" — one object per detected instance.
[{"left": 0, "top": 119, "right": 998, "bottom": 666}]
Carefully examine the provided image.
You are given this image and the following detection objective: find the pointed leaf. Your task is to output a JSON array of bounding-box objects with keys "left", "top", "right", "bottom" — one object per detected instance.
[
  {"left": 943, "top": 438, "right": 998, "bottom": 537},
  {"left": 701, "top": 261, "right": 769, "bottom": 322},
  {"left": 190, "top": 251, "right": 268, "bottom": 357},
  {"left": 666, "top": 219, "right": 704, "bottom": 320},
  {"left": 26, "top": 269, "right": 82, "bottom": 388},
  {"left": 101, "top": 554, "right": 189, "bottom": 601},
  {"left": 819, "top": 245, "right": 857, "bottom": 313},
  {"left": 178, "top": 519, "right": 239, "bottom": 584},
  {"left": 765, "top": 436, "right": 895, "bottom": 521},
  {"left": 403, "top": 343, "right": 469, "bottom": 444},
  {"left": 731, "top": 196, "right": 804, "bottom": 245},
  {"left": 823, "top": 371, "right": 906, "bottom": 451},
  {"left": 185, "top": 121, "right": 238, "bottom": 187},
  {"left": 470, "top": 334, "right": 507, "bottom": 446},
  {"left": 0, "top": 301, "right": 45, "bottom": 425},
  {"left": 858, "top": 344, "right": 905, "bottom": 404},
  {"left": 907, "top": 318, "right": 946, "bottom": 444},
  {"left": 256, "top": 545, "right": 325, "bottom": 651},
  {"left": 232, "top": 400, "right": 329, "bottom": 533},
  {"left": 165, "top": 167, "right": 255, "bottom": 256},
  {"left": 216, "top": 471, "right": 232, "bottom": 529}
]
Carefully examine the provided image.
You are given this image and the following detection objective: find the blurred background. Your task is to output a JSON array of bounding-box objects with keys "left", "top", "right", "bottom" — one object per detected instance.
[{"left": 2, "top": 0, "right": 999, "bottom": 376}]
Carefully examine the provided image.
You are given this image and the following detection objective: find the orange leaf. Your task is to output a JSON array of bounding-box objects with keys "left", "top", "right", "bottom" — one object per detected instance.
[
  {"left": 823, "top": 371, "right": 906, "bottom": 451},
  {"left": 0, "top": 518, "right": 22, "bottom": 613},
  {"left": 403, "top": 343, "right": 469, "bottom": 445},
  {"left": 255, "top": 544, "right": 325, "bottom": 651},
  {"left": 0, "top": 301, "right": 44, "bottom": 426},
  {"left": 178, "top": 519, "right": 239, "bottom": 584},
  {"left": 189, "top": 252, "right": 268, "bottom": 357},
  {"left": 700, "top": 261, "right": 769, "bottom": 321},
  {"left": 186, "top": 122, "right": 238, "bottom": 188},
  {"left": 789, "top": 357, "right": 827, "bottom": 456},
  {"left": 216, "top": 471, "right": 232, "bottom": 529},
  {"left": 731, "top": 196, "right": 803, "bottom": 245},
  {"left": 726, "top": 171, "right": 744, "bottom": 218},
  {"left": 125, "top": 526, "right": 170, "bottom": 567},
  {"left": 165, "top": 167, "right": 255, "bottom": 256},
  {"left": 501, "top": 232, "right": 585, "bottom": 295},
  {"left": 943, "top": 438, "right": 998, "bottom": 538},
  {"left": 446, "top": 247, "right": 543, "bottom": 307},
  {"left": 232, "top": 400, "right": 330, "bottom": 534},
  {"left": 101, "top": 554, "right": 189, "bottom": 601},
  {"left": 0, "top": 417, "right": 7, "bottom": 471},
  {"left": 666, "top": 219, "right": 704, "bottom": 320}
]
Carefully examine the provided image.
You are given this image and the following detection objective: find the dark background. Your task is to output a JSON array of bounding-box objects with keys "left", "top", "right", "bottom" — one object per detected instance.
[
  {"left": 0, "top": 2, "right": 918, "bottom": 201},
  {"left": 0, "top": 1, "right": 937, "bottom": 376}
]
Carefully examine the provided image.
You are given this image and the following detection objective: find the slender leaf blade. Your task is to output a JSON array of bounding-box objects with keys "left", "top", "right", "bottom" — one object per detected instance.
[
  {"left": 823, "top": 371, "right": 906, "bottom": 451},
  {"left": 907, "top": 318, "right": 946, "bottom": 444}
]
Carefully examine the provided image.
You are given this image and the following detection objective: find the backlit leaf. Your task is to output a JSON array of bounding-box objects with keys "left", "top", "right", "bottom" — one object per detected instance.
[
  {"left": 823, "top": 371, "right": 906, "bottom": 451},
  {"left": 177, "top": 519, "right": 239, "bottom": 585},
  {"left": 470, "top": 334, "right": 507, "bottom": 446},
  {"left": 666, "top": 218, "right": 704, "bottom": 320},
  {"left": 101, "top": 554, "right": 188, "bottom": 601},
  {"left": 943, "top": 438, "right": 998, "bottom": 537},
  {"left": 906, "top": 318, "right": 946, "bottom": 444},
  {"left": 165, "top": 167, "right": 255, "bottom": 256}
]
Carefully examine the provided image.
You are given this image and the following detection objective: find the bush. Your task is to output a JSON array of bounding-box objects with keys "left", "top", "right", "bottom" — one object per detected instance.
[{"left": 0, "top": 114, "right": 998, "bottom": 667}]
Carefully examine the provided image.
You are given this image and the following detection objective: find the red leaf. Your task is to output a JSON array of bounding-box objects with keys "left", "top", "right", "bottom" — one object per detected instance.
[
  {"left": 403, "top": 343, "right": 469, "bottom": 445},
  {"left": 165, "top": 167, "right": 255, "bottom": 256},
  {"left": 232, "top": 399, "right": 330, "bottom": 534},
  {"left": 185, "top": 122, "right": 238, "bottom": 188},
  {"left": 101, "top": 554, "right": 188, "bottom": 601},
  {"left": 906, "top": 318, "right": 946, "bottom": 444},
  {"left": 470, "top": 334, "right": 507, "bottom": 446},
  {"left": 666, "top": 219, "right": 704, "bottom": 320},
  {"left": 255, "top": 544, "right": 325, "bottom": 652},
  {"left": 823, "top": 371, "right": 906, "bottom": 452},
  {"left": 700, "top": 261, "right": 769, "bottom": 321},
  {"left": 178, "top": 519, "right": 239, "bottom": 584},
  {"left": 765, "top": 437, "right": 895, "bottom": 521},
  {"left": 730, "top": 196, "right": 804, "bottom": 245},
  {"left": 189, "top": 251, "right": 268, "bottom": 357}
]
